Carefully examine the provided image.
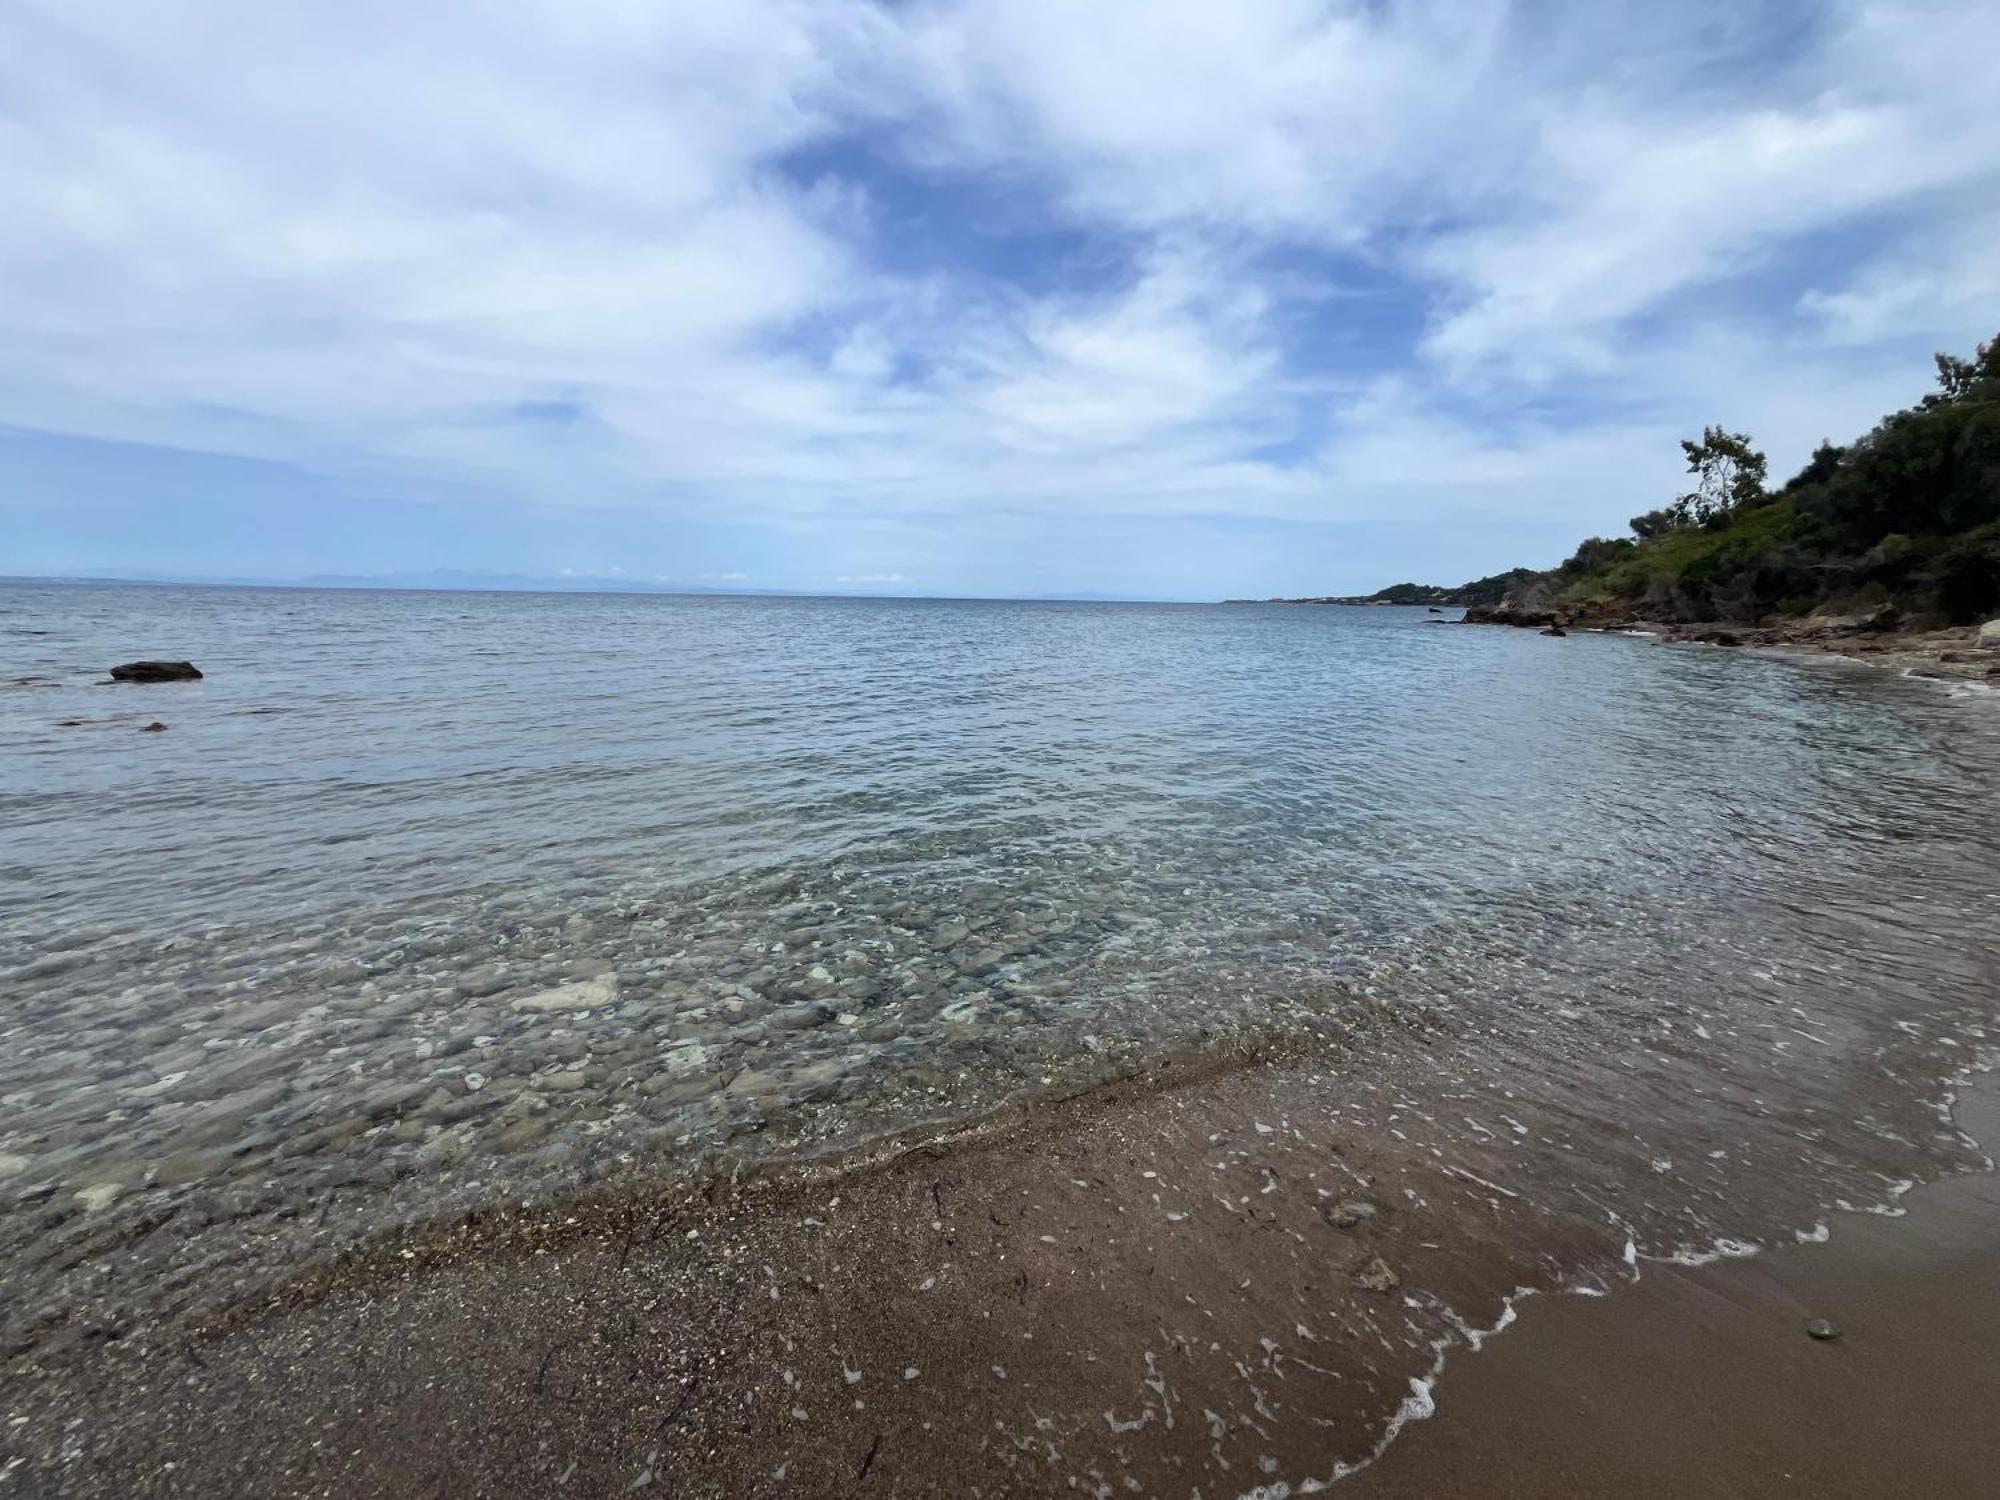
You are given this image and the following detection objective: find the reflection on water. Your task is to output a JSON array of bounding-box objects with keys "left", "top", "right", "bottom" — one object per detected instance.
[{"left": 2, "top": 584, "right": 1997, "bottom": 1352}]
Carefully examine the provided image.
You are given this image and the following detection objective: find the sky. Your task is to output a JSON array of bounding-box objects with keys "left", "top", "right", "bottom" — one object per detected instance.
[{"left": 3, "top": 1, "right": 1997, "bottom": 601}]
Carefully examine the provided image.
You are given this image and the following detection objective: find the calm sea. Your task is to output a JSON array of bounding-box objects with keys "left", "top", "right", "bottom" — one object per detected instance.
[{"left": 3, "top": 582, "right": 1998, "bottom": 1349}]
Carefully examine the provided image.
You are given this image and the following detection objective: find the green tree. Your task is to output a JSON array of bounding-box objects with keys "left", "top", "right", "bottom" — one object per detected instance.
[
  {"left": 1934, "top": 352, "right": 1979, "bottom": 402},
  {"left": 1629, "top": 505, "right": 1683, "bottom": 539},
  {"left": 1780, "top": 440, "right": 1845, "bottom": 493},
  {"left": 1931, "top": 333, "right": 2000, "bottom": 404},
  {"left": 1674, "top": 426, "right": 1767, "bottom": 527}
]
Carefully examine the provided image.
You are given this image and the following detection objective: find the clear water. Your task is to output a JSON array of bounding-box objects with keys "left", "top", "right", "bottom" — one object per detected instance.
[{"left": 4, "top": 583, "right": 1998, "bottom": 1351}]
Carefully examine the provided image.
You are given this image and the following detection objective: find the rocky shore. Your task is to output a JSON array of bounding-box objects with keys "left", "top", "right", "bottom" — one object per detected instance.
[
  {"left": 6, "top": 993, "right": 1991, "bottom": 1498},
  {"left": 1463, "top": 601, "right": 2000, "bottom": 686}
]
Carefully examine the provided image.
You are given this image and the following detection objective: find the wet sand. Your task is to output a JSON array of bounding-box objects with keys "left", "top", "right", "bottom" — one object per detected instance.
[
  {"left": 1346, "top": 1076, "right": 2000, "bottom": 1499},
  {"left": 6, "top": 1022, "right": 1994, "bottom": 1497}
]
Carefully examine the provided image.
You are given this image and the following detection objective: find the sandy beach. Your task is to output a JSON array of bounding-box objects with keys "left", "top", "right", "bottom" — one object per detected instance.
[
  {"left": 1346, "top": 1076, "right": 2000, "bottom": 1498},
  {"left": 7, "top": 1025, "right": 1994, "bottom": 1497}
]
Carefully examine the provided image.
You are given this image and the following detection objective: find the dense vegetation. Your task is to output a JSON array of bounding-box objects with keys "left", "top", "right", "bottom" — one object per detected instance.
[
  {"left": 1344, "top": 568, "right": 1555, "bottom": 607},
  {"left": 1430, "top": 334, "right": 2000, "bottom": 625}
]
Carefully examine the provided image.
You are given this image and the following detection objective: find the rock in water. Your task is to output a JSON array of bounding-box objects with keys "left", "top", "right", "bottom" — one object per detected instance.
[
  {"left": 1805, "top": 1317, "right": 1841, "bottom": 1341},
  {"left": 1540, "top": 626, "right": 1568, "bottom": 637},
  {"left": 109, "top": 660, "right": 203, "bottom": 682},
  {"left": 508, "top": 974, "right": 618, "bottom": 1012},
  {"left": 140, "top": 722, "right": 168, "bottom": 733}
]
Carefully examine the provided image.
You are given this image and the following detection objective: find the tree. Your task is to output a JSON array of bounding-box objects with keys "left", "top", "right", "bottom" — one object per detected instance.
[
  {"left": 1780, "top": 440, "right": 1845, "bottom": 493},
  {"left": 1674, "top": 426, "right": 1767, "bottom": 527},
  {"left": 1930, "top": 333, "right": 2000, "bottom": 404},
  {"left": 1629, "top": 506, "right": 1683, "bottom": 539},
  {"left": 1934, "top": 352, "right": 1979, "bottom": 402},
  {"left": 1556, "top": 535, "right": 1634, "bottom": 577}
]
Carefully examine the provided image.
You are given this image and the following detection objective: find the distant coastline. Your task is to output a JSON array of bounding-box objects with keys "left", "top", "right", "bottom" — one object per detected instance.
[{"left": 1223, "top": 578, "right": 1518, "bottom": 608}]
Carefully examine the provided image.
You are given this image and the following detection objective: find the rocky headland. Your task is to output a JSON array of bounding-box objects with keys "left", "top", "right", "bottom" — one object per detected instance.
[{"left": 1462, "top": 600, "right": 2000, "bottom": 686}]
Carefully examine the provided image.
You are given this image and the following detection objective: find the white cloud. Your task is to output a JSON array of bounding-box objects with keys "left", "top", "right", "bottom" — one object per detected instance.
[
  {"left": 884, "top": 0, "right": 1512, "bottom": 240},
  {"left": 2, "top": 0, "right": 1996, "bottom": 585},
  {"left": 1799, "top": 199, "right": 2000, "bottom": 347}
]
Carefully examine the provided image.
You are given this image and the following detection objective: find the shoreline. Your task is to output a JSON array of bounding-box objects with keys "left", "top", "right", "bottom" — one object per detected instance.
[
  {"left": 7, "top": 998, "right": 1991, "bottom": 1496},
  {"left": 1462, "top": 604, "right": 2000, "bottom": 687},
  {"left": 1341, "top": 1069, "right": 2000, "bottom": 1498},
  {"left": 1656, "top": 618, "right": 2000, "bottom": 689}
]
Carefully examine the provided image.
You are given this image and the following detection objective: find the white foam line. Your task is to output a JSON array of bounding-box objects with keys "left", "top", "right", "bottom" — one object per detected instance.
[
  {"left": 1441, "top": 1165, "right": 1521, "bottom": 1200},
  {"left": 1244, "top": 1054, "right": 2000, "bottom": 1498},
  {"left": 1636, "top": 1237, "right": 1761, "bottom": 1268},
  {"left": 1233, "top": 1284, "right": 1566, "bottom": 1498}
]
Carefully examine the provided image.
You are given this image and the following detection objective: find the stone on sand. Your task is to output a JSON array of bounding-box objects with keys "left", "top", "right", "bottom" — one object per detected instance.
[{"left": 1354, "top": 1256, "right": 1400, "bottom": 1293}]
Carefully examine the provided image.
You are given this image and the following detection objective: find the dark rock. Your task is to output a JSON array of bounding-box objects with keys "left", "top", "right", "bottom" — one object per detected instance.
[
  {"left": 109, "top": 661, "right": 203, "bottom": 683},
  {"left": 1858, "top": 602, "right": 1901, "bottom": 633},
  {"left": 1426, "top": 606, "right": 1443, "bottom": 614},
  {"left": 1805, "top": 1317, "right": 1840, "bottom": 1341},
  {"left": 140, "top": 722, "right": 169, "bottom": 733},
  {"left": 1463, "top": 597, "right": 1562, "bottom": 629},
  {"left": 1540, "top": 626, "right": 1568, "bottom": 637}
]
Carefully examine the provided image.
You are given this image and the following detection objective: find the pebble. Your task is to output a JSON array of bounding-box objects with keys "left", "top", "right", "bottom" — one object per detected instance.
[
  {"left": 455, "top": 966, "right": 510, "bottom": 999},
  {"left": 511, "top": 975, "right": 618, "bottom": 1013},
  {"left": 1326, "top": 1200, "right": 1379, "bottom": 1230},
  {"left": 74, "top": 1182, "right": 125, "bottom": 1212},
  {"left": 1805, "top": 1318, "right": 1841, "bottom": 1340},
  {"left": 1354, "top": 1257, "right": 1400, "bottom": 1293}
]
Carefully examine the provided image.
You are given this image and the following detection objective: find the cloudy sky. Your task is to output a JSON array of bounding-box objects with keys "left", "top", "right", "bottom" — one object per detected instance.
[{"left": 5, "top": 0, "right": 1996, "bottom": 599}]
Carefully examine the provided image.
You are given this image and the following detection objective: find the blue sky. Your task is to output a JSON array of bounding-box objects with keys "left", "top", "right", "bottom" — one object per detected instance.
[{"left": 4, "top": 1, "right": 1997, "bottom": 600}]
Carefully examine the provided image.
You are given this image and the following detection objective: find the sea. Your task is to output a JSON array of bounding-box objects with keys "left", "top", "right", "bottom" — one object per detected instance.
[{"left": 3, "top": 581, "right": 1998, "bottom": 1367}]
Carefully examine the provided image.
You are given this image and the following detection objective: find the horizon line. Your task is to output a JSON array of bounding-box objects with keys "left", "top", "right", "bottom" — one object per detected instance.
[{"left": 0, "top": 570, "right": 1228, "bottom": 607}]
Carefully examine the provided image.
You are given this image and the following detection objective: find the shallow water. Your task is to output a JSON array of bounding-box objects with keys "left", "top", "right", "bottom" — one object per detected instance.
[{"left": 3, "top": 583, "right": 1998, "bottom": 1356}]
